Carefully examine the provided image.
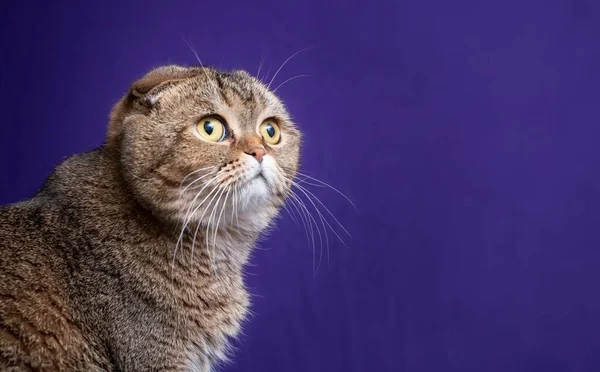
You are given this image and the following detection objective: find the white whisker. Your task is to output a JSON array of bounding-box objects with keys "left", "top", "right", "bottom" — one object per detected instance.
[
  {"left": 175, "top": 176, "right": 220, "bottom": 266},
  {"left": 296, "top": 171, "right": 357, "bottom": 210},
  {"left": 293, "top": 182, "right": 352, "bottom": 238},
  {"left": 257, "top": 49, "right": 267, "bottom": 82},
  {"left": 281, "top": 201, "right": 299, "bottom": 226},
  {"left": 181, "top": 36, "right": 219, "bottom": 92},
  {"left": 179, "top": 176, "right": 219, "bottom": 233},
  {"left": 291, "top": 185, "right": 330, "bottom": 270},
  {"left": 173, "top": 175, "right": 219, "bottom": 269},
  {"left": 214, "top": 186, "right": 231, "bottom": 251},
  {"left": 232, "top": 184, "right": 239, "bottom": 227},
  {"left": 288, "top": 189, "right": 323, "bottom": 273},
  {"left": 191, "top": 185, "right": 222, "bottom": 262},
  {"left": 181, "top": 171, "right": 217, "bottom": 193},
  {"left": 296, "top": 178, "right": 325, "bottom": 188},
  {"left": 205, "top": 186, "right": 227, "bottom": 272},
  {"left": 179, "top": 166, "right": 215, "bottom": 188},
  {"left": 295, "top": 183, "right": 346, "bottom": 247},
  {"left": 262, "top": 64, "right": 272, "bottom": 84},
  {"left": 267, "top": 47, "right": 314, "bottom": 90},
  {"left": 286, "top": 194, "right": 311, "bottom": 244},
  {"left": 272, "top": 74, "right": 311, "bottom": 93}
]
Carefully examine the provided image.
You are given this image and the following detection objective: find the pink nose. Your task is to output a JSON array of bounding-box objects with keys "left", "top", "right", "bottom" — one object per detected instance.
[{"left": 245, "top": 146, "right": 266, "bottom": 163}]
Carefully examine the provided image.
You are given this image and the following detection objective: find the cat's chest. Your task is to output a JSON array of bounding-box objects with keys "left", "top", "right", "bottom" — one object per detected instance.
[{"left": 179, "top": 278, "right": 250, "bottom": 371}]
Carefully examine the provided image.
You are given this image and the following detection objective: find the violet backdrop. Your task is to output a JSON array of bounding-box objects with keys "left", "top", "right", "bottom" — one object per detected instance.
[{"left": 1, "top": 0, "right": 600, "bottom": 371}]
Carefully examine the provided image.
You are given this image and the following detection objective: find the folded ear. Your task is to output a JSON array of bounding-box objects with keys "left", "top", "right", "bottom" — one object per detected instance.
[
  {"left": 106, "top": 65, "right": 197, "bottom": 149},
  {"left": 129, "top": 65, "right": 198, "bottom": 106}
]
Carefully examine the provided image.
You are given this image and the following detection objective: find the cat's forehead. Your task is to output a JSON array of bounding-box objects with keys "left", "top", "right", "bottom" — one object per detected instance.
[
  {"left": 193, "top": 70, "right": 273, "bottom": 105},
  {"left": 170, "top": 68, "right": 289, "bottom": 120}
]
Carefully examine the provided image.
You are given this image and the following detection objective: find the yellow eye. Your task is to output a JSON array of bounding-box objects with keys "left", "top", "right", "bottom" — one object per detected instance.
[
  {"left": 196, "top": 116, "right": 227, "bottom": 142},
  {"left": 259, "top": 120, "right": 281, "bottom": 144}
]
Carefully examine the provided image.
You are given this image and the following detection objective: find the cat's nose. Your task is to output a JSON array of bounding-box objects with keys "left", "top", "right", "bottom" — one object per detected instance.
[
  {"left": 240, "top": 135, "right": 267, "bottom": 163},
  {"left": 245, "top": 146, "right": 266, "bottom": 163}
]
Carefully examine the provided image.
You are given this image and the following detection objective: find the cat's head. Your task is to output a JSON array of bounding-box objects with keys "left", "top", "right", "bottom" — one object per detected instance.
[{"left": 107, "top": 65, "right": 301, "bottom": 234}]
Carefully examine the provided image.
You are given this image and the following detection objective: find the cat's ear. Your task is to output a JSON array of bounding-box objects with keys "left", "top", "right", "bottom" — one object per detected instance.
[
  {"left": 129, "top": 65, "right": 197, "bottom": 107},
  {"left": 107, "top": 65, "right": 197, "bottom": 149}
]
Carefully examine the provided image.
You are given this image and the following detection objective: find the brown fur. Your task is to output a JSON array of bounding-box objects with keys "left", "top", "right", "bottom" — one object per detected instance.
[{"left": 0, "top": 65, "right": 301, "bottom": 371}]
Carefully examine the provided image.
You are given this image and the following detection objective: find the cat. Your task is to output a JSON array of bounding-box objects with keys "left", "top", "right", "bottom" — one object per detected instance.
[{"left": 0, "top": 64, "right": 301, "bottom": 371}]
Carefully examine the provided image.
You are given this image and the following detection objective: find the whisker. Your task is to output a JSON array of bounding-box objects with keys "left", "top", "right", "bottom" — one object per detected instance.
[
  {"left": 176, "top": 177, "right": 220, "bottom": 264},
  {"left": 191, "top": 185, "right": 222, "bottom": 262},
  {"left": 296, "top": 171, "right": 357, "bottom": 210},
  {"left": 293, "top": 182, "right": 352, "bottom": 238},
  {"left": 296, "top": 178, "right": 326, "bottom": 188},
  {"left": 276, "top": 179, "right": 300, "bottom": 226},
  {"left": 180, "top": 176, "right": 219, "bottom": 230},
  {"left": 213, "top": 186, "right": 231, "bottom": 254},
  {"left": 281, "top": 200, "right": 300, "bottom": 226},
  {"left": 294, "top": 182, "right": 347, "bottom": 247},
  {"left": 180, "top": 36, "right": 219, "bottom": 92},
  {"left": 267, "top": 46, "right": 314, "bottom": 90},
  {"left": 205, "top": 186, "right": 227, "bottom": 273},
  {"left": 288, "top": 190, "right": 323, "bottom": 274},
  {"left": 272, "top": 74, "right": 311, "bottom": 93},
  {"left": 180, "top": 166, "right": 215, "bottom": 188},
  {"left": 263, "top": 64, "right": 272, "bottom": 84},
  {"left": 288, "top": 196, "right": 310, "bottom": 236},
  {"left": 282, "top": 169, "right": 355, "bottom": 270},
  {"left": 278, "top": 170, "right": 319, "bottom": 270},
  {"left": 291, "top": 185, "right": 330, "bottom": 270},
  {"left": 181, "top": 171, "right": 217, "bottom": 193},
  {"left": 173, "top": 175, "right": 219, "bottom": 269},
  {"left": 233, "top": 184, "right": 240, "bottom": 227},
  {"left": 286, "top": 190, "right": 312, "bottom": 241},
  {"left": 257, "top": 49, "right": 267, "bottom": 82},
  {"left": 230, "top": 183, "right": 237, "bottom": 226}
]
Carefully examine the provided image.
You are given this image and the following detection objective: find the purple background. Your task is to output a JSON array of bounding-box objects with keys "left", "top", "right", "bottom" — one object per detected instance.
[{"left": 2, "top": 0, "right": 600, "bottom": 371}]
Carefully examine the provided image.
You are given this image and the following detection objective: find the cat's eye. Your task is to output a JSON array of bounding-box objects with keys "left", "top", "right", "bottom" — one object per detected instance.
[
  {"left": 196, "top": 116, "right": 227, "bottom": 142},
  {"left": 259, "top": 120, "right": 281, "bottom": 145}
]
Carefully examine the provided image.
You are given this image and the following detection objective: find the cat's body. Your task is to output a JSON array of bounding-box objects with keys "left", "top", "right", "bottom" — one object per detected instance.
[
  {"left": 0, "top": 150, "right": 249, "bottom": 371},
  {"left": 0, "top": 65, "right": 301, "bottom": 371}
]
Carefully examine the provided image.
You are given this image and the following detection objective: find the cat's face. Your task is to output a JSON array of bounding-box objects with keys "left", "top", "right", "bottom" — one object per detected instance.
[{"left": 109, "top": 65, "right": 301, "bottom": 233}]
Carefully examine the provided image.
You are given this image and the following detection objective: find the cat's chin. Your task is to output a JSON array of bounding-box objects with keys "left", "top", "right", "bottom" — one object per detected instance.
[
  {"left": 239, "top": 155, "right": 278, "bottom": 201},
  {"left": 240, "top": 173, "right": 271, "bottom": 203}
]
